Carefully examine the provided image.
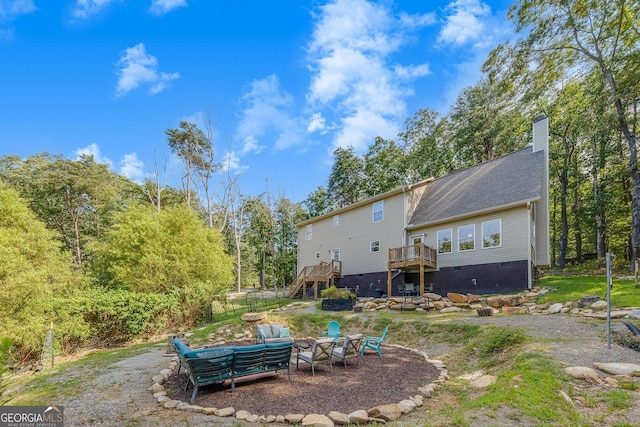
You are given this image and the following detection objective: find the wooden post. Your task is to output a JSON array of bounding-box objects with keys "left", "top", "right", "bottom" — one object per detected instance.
[{"left": 387, "top": 265, "right": 392, "bottom": 297}]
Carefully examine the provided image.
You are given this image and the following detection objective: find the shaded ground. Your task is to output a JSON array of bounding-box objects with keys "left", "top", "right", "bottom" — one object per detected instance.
[{"left": 164, "top": 344, "right": 440, "bottom": 415}]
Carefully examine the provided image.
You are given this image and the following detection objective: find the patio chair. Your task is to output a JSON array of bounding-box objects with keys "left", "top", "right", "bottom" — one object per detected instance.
[
  {"left": 361, "top": 325, "right": 389, "bottom": 356},
  {"left": 331, "top": 334, "right": 363, "bottom": 368},
  {"left": 321, "top": 320, "right": 341, "bottom": 339},
  {"left": 296, "top": 338, "right": 336, "bottom": 376}
]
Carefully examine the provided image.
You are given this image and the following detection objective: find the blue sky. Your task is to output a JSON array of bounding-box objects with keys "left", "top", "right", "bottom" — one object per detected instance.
[{"left": 0, "top": 0, "right": 514, "bottom": 203}]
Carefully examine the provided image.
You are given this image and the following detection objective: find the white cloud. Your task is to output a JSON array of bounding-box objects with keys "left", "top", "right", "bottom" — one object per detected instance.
[
  {"left": 220, "top": 151, "right": 247, "bottom": 174},
  {"left": 394, "top": 63, "right": 430, "bottom": 80},
  {"left": 307, "top": 112, "right": 326, "bottom": 133},
  {"left": 119, "top": 152, "right": 145, "bottom": 181},
  {"left": 71, "top": 0, "right": 116, "bottom": 19},
  {"left": 0, "top": 0, "right": 37, "bottom": 39},
  {"left": 306, "top": 0, "right": 433, "bottom": 153},
  {"left": 74, "top": 143, "right": 114, "bottom": 169},
  {"left": 438, "top": 0, "right": 491, "bottom": 46},
  {"left": 115, "top": 43, "right": 180, "bottom": 96},
  {"left": 235, "top": 74, "right": 305, "bottom": 153},
  {"left": 0, "top": 0, "right": 37, "bottom": 22},
  {"left": 149, "top": 0, "right": 187, "bottom": 15}
]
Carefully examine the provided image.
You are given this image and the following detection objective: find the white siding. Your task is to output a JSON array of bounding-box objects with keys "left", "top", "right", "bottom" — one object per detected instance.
[
  {"left": 297, "top": 193, "right": 406, "bottom": 275},
  {"left": 417, "top": 207, "right": 530, "bottom": 268}
]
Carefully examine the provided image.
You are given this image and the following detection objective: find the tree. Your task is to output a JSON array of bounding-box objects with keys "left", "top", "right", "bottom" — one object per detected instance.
[
  {"left": 362, "top": 137, "right": 407, "bottom": 197},
  {"left": 0, "top": 182, "right": 86, "bottom": 361},
  {"left": 0, "top": 154, "right": 137, "bottom": 266},
  {"left": 399, "top": 108, "right": 453, "bottom": 181},
  {"left": 89, "top": 204, "right": 233, "bottom": 301},
  {"left": 485, "top": 0, "right": 640, "bottom": 266},
  {"left": 447, "top": 79, "right": 529, "bottom": 167},
  {"left": 303, "top": 186, "right": 331, "bottom": 218},
  {"left": 166, "top": 121, "right": 213, "bottom": 209},
  {"left": 327, "top": 146, "right": 365, "bottom": 208}
]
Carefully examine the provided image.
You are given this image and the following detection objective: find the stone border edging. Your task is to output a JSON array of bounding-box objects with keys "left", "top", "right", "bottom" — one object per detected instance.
[{"left": 148, "top": 344, "right": 448, "bottom": 425}]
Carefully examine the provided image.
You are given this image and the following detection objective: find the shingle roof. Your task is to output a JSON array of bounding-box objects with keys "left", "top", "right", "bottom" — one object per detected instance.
[{"left": 408, "top": 147, "right": 543, "bottom": 226}]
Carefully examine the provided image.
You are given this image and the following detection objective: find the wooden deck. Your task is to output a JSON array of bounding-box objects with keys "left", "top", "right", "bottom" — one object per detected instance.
[{"left": 387, "top": 244, "right": 437, "bottom": 296}]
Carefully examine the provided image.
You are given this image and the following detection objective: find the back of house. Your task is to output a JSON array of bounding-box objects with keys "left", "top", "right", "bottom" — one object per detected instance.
[{"left": 295, "top": 117, "right": 550, "bottom": 298}]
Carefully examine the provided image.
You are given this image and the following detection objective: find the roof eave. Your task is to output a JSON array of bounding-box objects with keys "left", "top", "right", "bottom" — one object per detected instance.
[
  {"left": 406, "top": 197, "right": 540, "bottom": 230},
  {"left": 296, "top": 177, "right": 434, "bottom": 227}
]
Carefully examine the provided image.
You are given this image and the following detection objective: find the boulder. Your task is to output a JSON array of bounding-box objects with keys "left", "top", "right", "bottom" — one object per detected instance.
[
  {"left": 301, "top": 413, "right": 334, "bottom": 426},
  {"left": 591, "top": 300, "right": 608, "bottom": 311},
  {"left": 564, "top": 366, "right": 604, "bottom": 384},
  {"left": 501, "top": 295, "right": 525, "bottom": 307},
  {"left": 347, "top": 410, "right": 369, "bottom": 424},
  {"left": 486, "top": 296, "right": 502, "bottom": 308},
  {"left": 548, "top": 303, "right": 564, "bottom": 314},
  {"left": 367, "top": 404, "right": 401, "bottom": 421},
  {"left": 424, "top": 292, "right": 442, "bottom": 301},
  {"left": 328, "top": 411, "right": 350, "bottom": 425},
  {"left": 594, "top": 362, "right": 640, "bottom": 376},
  {"left": 447, "top": 293, "right": 467, "bottom": 303}
]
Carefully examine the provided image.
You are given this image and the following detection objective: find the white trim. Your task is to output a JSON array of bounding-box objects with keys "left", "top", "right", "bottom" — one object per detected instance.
[
  {"left": 458, "top": 224, "right": 475, "bottom": 252},
  {"left": 437, "top": 229, "right": 452, "bottom": 254},
  {"left": 372, "top": 200, "right": 384, "bottom": 223},
  {"left": 481, "top": 219, "right": 502, "bottom": 249}
]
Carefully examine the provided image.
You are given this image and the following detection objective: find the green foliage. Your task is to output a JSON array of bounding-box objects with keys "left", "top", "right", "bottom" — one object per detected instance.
[
  {"left": 478, "top": 327, "right": 527, "bottom": 356},
  {"left": 0, "top": 182, "right": 87, "bottom": 362},
  {"left": 320, "top": 286, "right": 354, "bottom": 299},
  {"left": 89, "top": 204, "right": 233, "bottom": 298},
  {"left": 536, "top": 275, "right": 640, "bottom": 307},
  {"left": 65, "top": 288, "right": 179, "bottom": 346}
]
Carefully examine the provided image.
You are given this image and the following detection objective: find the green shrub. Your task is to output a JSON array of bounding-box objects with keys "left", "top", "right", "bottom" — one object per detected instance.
[{"left": 320, "top": 286, "right": 354, "bottom": 299}]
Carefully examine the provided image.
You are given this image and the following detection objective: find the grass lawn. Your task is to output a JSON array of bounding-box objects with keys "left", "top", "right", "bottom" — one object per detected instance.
[{"left": 536, "top": 275, "right": 640, "bottom": 307}]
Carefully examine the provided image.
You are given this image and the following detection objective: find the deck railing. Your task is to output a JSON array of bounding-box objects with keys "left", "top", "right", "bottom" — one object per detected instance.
[{"left": 388, "top": 244, "right": 437, "bottom": 269}]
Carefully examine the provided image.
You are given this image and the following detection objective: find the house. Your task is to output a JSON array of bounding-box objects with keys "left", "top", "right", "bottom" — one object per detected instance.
[{"left": 293, "top": 117, "right": 550, "bottom": 298}]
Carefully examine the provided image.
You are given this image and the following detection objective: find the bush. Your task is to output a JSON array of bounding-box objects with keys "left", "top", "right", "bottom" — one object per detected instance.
[{"left": 320, "top": 286, "right": 354, "bottom": 299}]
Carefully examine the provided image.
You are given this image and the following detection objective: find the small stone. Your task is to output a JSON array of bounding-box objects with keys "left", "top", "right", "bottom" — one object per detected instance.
[
  {"left": 367, "top": 404, "right": 401, "bottom": 421},
  {"left": 247, "top": 414, "right": 259, "bottom": 422},
  {"left": 149, "top": 383, "right": 164, "bottom": 393},
  {"left": 176, "top": 402, "right": 190, "bottom": 410},
  {"left": 215, "top": 407, "right": 235, "bottom": 417},
  {"left": 153, "top": 391, "right": 167, "bottom": 398},
  {"left": 186, "top": 405, "right": 203, "bottom": 413},
  {"left": 201, "top": 407, "right": 217, "bottom": 415},
  {"left": 163, "top": 400, "right": 181, "bottom": 409},
  {"left": 591, "top": 300, "right": 608, "bottom": 310},
  {"left": 160, "top": 368, "right": 173, "bottom": 379},
  {"left": 397, "top": 399, "right": 417, "bottom": 413},
  {"left": 439, "top": 306, "right": 462, "bottom": 313},
  {"left": 328, "top": 411, "right": 351, "bottom": 425},
  {"left": 470, "top": 375, "right": 497, "bottom": 388},
  {"left": 236, "top": 410, "right": 251, "bottom": 420},
  {"left": 275, "top": 415, "right": 286, "bottom": 423},
  {"left": 348, "top": 410, "right": 369, "bottom": 424},
  {"left": 285, "top": 414, "right": 305, "bottom": 423},
  {"left": 301, "top": 413, "right": 334, "bottom": 426},
  {"left": 410, "top": 395, "right": 424, "bottom": 406},
  {"left": 548, "top": 303, "right": 563, "bottom": 314},
  {"left": 152, "top": 374, "right": 165, "bottom": 384},
  {"left": 157, "top": 395, "right": 170, "bottom": 403}
]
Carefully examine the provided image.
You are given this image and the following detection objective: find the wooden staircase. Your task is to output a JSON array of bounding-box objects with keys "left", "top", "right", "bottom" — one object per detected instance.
[{"left": 289, "top": 260, "right": 342, "bottom": 299}]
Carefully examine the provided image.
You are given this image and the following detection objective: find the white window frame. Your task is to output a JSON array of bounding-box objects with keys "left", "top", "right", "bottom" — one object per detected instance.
[
  {"left": 331, "top": 248, "right": 340, "bottom": 261},
  {"left": 305, "top": 224, "right": 312, "bottom": 241},
  {"left": 370, "top": 240, "right": 380, "bottom": 253},
  {"left": 458, "top": 224, "right": 475, "bottom": 252},
  {"left": 482, "top": 219, "right": 502, "bottom": 249},
  {"left": 372, "top": 200, "right": 384, "bottom": 223},
  {"left": 437, "top": 229, "right": 452, "bottom": 254},
  {"left": 333, "top": 215, "right": 339, "bottom": 226}
]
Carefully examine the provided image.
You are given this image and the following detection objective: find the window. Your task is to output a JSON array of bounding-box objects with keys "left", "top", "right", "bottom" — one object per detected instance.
[
  {"left": 458, "top": 225, "right": 475, "bottom": 251},
  {"left": 331, "top": 249, "right": 340, "bottom": 261},
  {"left": 333, "top": 215, "right": 339, "bottom": 226},
  {"left": 482, "top": 219, "right": 501, "bottom": 248},
  {"left": 305, "top": 224, "right": 312, "bottom": 241},
  {"left": 372, "top": 200, "right": 384, "bottom": 223},
  {"left": 370, "top": 240, "right": 380, "bottom": 253},
  {"left": 437, "top": 229, "right": 452, "bottom": 254}
]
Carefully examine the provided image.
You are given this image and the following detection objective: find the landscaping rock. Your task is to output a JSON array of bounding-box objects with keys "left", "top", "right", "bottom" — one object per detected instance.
[
  {"left": 548, "top": 303, "right": 564, "bottom": 314},
  {"left": 285, "top": 414, "right": 306, "bottom": 423},
  {"left": 591, "top": 300, "right": 608, "bottom": 311},
  {"left": 564, "top": 366, "right": 604, "bottom": 384},
  {"left": 328, "top": 411, "right": 350, "bottom": 425},
  {"left": 348, "top": 410, "right": 369, "bottom": 424},
  {"left": 368, "top": 404, "right": 401, "bottom": 421},
  {"left": 470, "top": 375, "right": 497, "bottom": 388},
  {"left": 447, "top": 293, "right": 467, "bottom": 303},
  {"left": 215, "top": 407, "right": 235, "bottom": 417},
  {"left": 593, "top": 362, "right": 640, "bottom": 376},
  {"left": 301, "top": 413, "right": 334, "bottom": 426}
]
